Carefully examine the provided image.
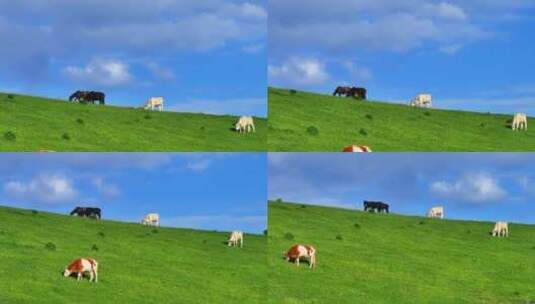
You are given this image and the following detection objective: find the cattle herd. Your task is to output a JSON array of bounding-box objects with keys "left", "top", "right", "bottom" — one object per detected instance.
[
  {"left": 65, "top": 207, "right": 245, "bottom": 282},
  {"left": 332, "top": 86, "right": 530, "bottom": 153},
  {"left": 283, "top": 201, "right": 512, "bottom": 270}
]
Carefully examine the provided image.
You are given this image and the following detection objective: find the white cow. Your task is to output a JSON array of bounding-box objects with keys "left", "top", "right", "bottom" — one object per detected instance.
[
  {"left": 144, "top": 97, "right": 164, "bottom": 111},
  {"left": 227, "top": 231, "right": 243, "bottom": 247},
  {"left": 491, "top": 221, "right": 509, "bottom": 237},
  {"left": 512, "top": 113, "right": 528, "bottom": 131},
  {"left": 141, "top": 213, "right": 160, "bottom": 227},
  {"left": 235, "top": 116, "right": 255, "bottom": 133},
  {"left": 63, "top": 258, "right": 98, "bottom": 282},
  {"left": 427, "top": 206, "right": 444, "bottom": 219},
  {"left": 409, "top": 94, "right": 432, "bottom": 108},
  {"left": 284, "top": 244, "right": 316, "bottom": 268}
]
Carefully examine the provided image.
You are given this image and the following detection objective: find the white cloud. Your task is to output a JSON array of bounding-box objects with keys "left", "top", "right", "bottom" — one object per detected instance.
[
  {"left": 145, "top": 62, "right": 175, "bottom": 81},
  {"left": 186, "top": 159, "right": 213, "bottom": 172},
  {"left": 430, "top": 172, "right": 506, "bottom": 203},
  {"left": 268, "top": 57, "right": 329, "bottom": 86},
  {"left": 62, "top": 58, "right": 133, "bottom": 86},
  {"left": 92, "top": 177, "right": 120, "bottom": 198},
  {"left": 439, "top": 44, "right": 463, "bottom": 55},
  {"left": 3, "top": 174, "right": 77, "bottom": 204},
  {"left": 430, "top": 2, "right": 467, "bottom": 20}
]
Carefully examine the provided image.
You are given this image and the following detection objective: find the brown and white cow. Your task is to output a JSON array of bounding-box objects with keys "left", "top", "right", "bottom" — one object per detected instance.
[
  {"left": 342, "top": 145, "right": 372, "bottom": 152},
  {"left": 228, "top": 231, "right": 244, "bottom": 247},
  {"left": 141, "top": 213, "right": 160, "bottom": 227},
  {"left": 284, "top": 244, "right": 316, "bottom": 268},
  {"left": 63, "top": 258, "right": 98, "bottom": 282}
]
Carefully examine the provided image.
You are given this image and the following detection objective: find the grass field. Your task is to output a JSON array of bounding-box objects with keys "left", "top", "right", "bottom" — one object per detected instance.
[
  {"left": 0, "top": 93, "right": 266, "bottom": 151},
  {"left": 0, "top": 206, "right": 267, "bottom": 303},
  {"left": 268, "top": 201, "right": 535, "bottom": 304},
  {"left": 268, "top": 88, "right": 535, "bottom": 151}
]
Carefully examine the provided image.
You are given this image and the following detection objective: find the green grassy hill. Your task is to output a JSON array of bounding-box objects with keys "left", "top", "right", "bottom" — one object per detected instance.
[
  {"left": 0, "top": 93, "right": 266, "bottom": 151},
  {"left": 268, "top": 88, "right": 535, "bottom": 151},
  {"left": 268, "top": 201, "right": 535, "bottom": 303},
  {"left": 0, "top": 206, "right": 266, "bottom": 303}
]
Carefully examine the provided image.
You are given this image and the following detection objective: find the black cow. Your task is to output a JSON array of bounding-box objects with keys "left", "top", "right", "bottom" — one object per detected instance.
[
  {"left": 87, "top": 91, "right": 105, "bottom": 105},
  {"left": 70, "top": 207, "right": 101, "bottom": 219},
  {"left": 347, "top": 87, "right": 367, "bottom": 100},
  {"left": 363, "top": 201, "right": 389, "bottom": 213},
  {"left": 68, "top": 91, "right": 105, "bottom": 105},
  {"left": 333, "top": 86, "right": 352, "bottom": 97}
]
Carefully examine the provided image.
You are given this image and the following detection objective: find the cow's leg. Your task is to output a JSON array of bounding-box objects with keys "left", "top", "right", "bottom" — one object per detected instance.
[
  {"left": 93, "top": 269, "right": 98, "bottom": 282},
  {"left": 296, "top": 258, "right": 300, "bottom": 267},
  {"left": 77, "top": 272, "right": 82, "bottom": 281},
  {"left": 89, "top": 270, "right": 94, "bottom": 282}
]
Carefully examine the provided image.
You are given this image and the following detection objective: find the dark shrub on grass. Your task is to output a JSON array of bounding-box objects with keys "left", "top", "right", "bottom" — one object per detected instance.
[
  {"left": 45, "top": 242, "right": 56, "bottom": 251},
  {"left": 284, "top": 232, "right": 294, "bottom": 240},
  {"left": 466, "top": 229, "right": 471, "bottom": 234},
  {"left": 4, "top": 131, "right": 16, "bottom": 141},
  {"left": 336, "top": 234, "right": 343, "bottom": 241},
  {"left": 289, "top": 89, "right": 297, "bottom": 95},
  {"left": 359, "top": 128, "right": 368, "bottom": 136},
  {"left": 7, "top": 94, "right": 14, "bottom": 99},
  {"left": 263, "top": 229, "right": 268, "bottom": 236},
  {"left": 200, "top": 126, "right": 205, "bottom": 131},
  {"left": 419, "top": 221, "right": 425, "bottom": 225},
  {"left": 480, "top": 123, "right": 486, "bottom": 128},
  {"left": 202, "top": 239, "right": 208, "bottom": 244},
  {"left": 275, "top": 198, "right": 283, "bottom": 203},
  {"left": 91, "top": 244, "right": 99, "bottom": 251},
  {"left": 424, "top": 111, "right": 431, "bottom": 116},
  {"left": 151, "top": 229, "right": 159, "bottom": 234},
  {"left": 98, "top": 232, "right": 105, "bottom": 238},
  {"left": 76, "top": 118, "right": 84, "bottom": 125},
  {"left": 354, "top": 223, "right": 361, "bottom": 229},
  {"left": 307, "top": 126, "right": 319, "bottom": 136},
  {"left": 31, "top": 210, "right": 38, "bottom": 215},
  {"left": 300, "top": 204, "right": 306, "bottom": 208},
  {"left": 365, "top": 114, "right": 373, "bottom": 120},
  {"left": 144, "top": 114, "right": 152, "bottom": 120},
  {"left": 62, "top": 133, "right": 70, "bottom": 140}
]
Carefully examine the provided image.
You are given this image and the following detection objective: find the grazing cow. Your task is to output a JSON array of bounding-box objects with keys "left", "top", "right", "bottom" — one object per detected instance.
[
  {"left": 427, "top": 206, "right": 444, "bottom": 219},
  {"left": 347, "top": 87, "right": 367, "bottom": 100},
  {"left": 144, "top": 97, "right": 164, "bottom": 111},
  {"left": 284, "top": 244, "right": 316, "bottom": 268},
  {"left": 63, "top": 258, "right": 98, "bottom": 282},
  {"left": 234, "top": 116, "right": 255, "bottom": 133},
  {"left": 512, "top": 113, "right": 528, "bottom": 131},
  {"left": 70, "top": 207, "right": 101, "bottom": 219},
  {"left": 333, "top": 86, "right": 352, "bottom": 97},
  {"left": 227, "top": 231, "right": 244, "bottom": 247},
  {"left": 491, "top": 221, "right": 509, "bottom": 237},
  {"left": 409, "top": 94, "right": 432, "bottom": 108},
  {"left": 141, "top": 213, "right": 160, "bottom": 227},
  {"left": 69, "top": 91, "right": 87, "bottom": 102},
  {"left": 363, "top": 201, "right": 389, "bottom": 213},
  {"left": 342, "top": 145, "right": 372, "bottom": 152}
]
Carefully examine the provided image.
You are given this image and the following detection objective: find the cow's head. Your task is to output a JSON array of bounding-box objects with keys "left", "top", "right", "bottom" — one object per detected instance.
[{"left": 63, "top": 269, "right": 71, "bottom": 277}]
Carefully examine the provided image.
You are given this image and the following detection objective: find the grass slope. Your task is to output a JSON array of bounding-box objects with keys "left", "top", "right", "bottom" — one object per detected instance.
[
  {"left": 0, "top": 206, "right": 266, "bottom": 304},
  {"left": 268, "top": 88, "right": 535, "bottom": 151},
  {"left": 0, "top": 93, "right": 266, "bottom": 151},
  {"left": 268, "top": 201, "right": 535, "bottom": 304}
]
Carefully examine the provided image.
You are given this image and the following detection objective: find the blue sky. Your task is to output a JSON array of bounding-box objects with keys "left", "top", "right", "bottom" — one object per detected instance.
[
  {"left": 269, "top": 153, "right": 535, "bottom": 225},
  {"left": 0, "top": 0, "right": 267, "bottom": 117},
  {"left": 0, "top": 153, "right": 266, "bottom": 234},
  {"left": 268, "top": 1, "right": 535, "bottom": 116}
]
